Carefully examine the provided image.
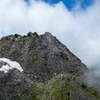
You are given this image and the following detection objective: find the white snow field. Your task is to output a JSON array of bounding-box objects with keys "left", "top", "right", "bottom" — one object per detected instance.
[{"left": 0, "top": 58, "right": 23, "bottom": 73}]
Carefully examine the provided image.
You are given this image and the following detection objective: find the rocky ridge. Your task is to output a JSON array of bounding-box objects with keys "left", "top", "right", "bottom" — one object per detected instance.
[{"left": 0, "top": 32, "right": 100, "bottom": 100}]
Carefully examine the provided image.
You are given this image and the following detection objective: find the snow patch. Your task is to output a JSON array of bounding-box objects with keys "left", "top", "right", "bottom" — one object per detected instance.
[{"left": 0, "top": 58, "right": 23, "bottom": 73}]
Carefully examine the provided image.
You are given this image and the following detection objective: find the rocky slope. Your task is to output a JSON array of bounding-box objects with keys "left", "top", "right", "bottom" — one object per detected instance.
[{"left": 0, "top": 32, "right": 100, "bottom": 100}]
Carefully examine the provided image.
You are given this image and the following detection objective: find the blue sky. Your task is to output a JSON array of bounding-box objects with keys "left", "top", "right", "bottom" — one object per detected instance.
[
  {"left": 25, "top": 0, "right": 94, "bottom": 10},
  {"left": 43, "top": 0, "right": 94, "bottom": 10},
  {"left": 0, "top": 0, "right": 100, "bottom": 75}
]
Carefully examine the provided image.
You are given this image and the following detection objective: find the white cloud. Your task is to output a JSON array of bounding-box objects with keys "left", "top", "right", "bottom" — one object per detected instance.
[{"left": 0, "top": 0, "right": 100, "bottom": 74}]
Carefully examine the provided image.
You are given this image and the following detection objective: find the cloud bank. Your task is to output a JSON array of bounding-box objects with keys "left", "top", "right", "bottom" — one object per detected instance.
[{"left": 0, "top": 0, "right": 100, "bottom": 74}]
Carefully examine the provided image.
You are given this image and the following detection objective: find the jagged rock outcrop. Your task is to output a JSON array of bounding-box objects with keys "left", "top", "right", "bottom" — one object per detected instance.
[
  {"left": 0, "top": 32, "right": 87, "bottom": 82},
  {"left": 0, "top": 32, "right": 100, "bottom": 100}
]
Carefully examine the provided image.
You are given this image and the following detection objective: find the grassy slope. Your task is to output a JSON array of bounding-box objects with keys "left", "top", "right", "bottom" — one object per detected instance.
[
  {"left": 1, "top": 74, "right": 100, "bottom": 100},
  {"left": 33, "top": 74, "right": 100, "bottom": 100}
]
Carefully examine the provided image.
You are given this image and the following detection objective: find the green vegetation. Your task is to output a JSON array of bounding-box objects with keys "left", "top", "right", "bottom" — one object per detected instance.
[
  {"left": 31, "top": 54, "right": 40, "bottom": 64},
  {"left": 1, "top": 74, "right": 100, "bottom": 100},
  {"left": 32, "top": 74, "right": 100, "bottom": 100},
  {"left": 12, "top": 50, "right": 19, "bottom": 56}
]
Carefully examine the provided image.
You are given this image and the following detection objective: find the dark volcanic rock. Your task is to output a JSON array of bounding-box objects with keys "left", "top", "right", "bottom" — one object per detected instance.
[
  {"left": 0, "top": 32, "right": 86, "bottom": 82},
  {"left": 0, "top": 32, "right": 100, "bottom": 100},
  {"left": 0, "top": 69, "right": 34, "bottom": 100}
]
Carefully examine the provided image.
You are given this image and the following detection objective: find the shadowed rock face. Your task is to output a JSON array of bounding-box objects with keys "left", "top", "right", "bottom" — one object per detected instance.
[{"left": 0, "top": 32, "right": 100, "bottom": 100}]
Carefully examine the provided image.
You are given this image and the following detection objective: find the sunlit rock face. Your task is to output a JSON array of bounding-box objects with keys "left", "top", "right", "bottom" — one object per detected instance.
[{"left": 0, "top": 32, "right": 99, "bottom": 100}]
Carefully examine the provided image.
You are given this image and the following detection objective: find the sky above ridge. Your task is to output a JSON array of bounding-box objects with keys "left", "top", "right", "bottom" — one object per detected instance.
[
  {"left": 0, "top": 0, "right": 100, "bottom": 75},
  {"left": 25, "top": 0, "right": 94, "bottom": 10}
]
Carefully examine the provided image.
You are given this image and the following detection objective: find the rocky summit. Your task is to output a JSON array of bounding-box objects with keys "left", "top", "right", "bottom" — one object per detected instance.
[{"left": 0, "top": 32, "right": 100, "bottom": 100}]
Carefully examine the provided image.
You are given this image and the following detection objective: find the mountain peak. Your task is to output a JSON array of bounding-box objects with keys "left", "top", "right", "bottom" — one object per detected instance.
[
  {"left": 0, "top": 32, "right": 100, "bottom": 100},
  {"left": 0, "top": 32, "right": 86, "bottom": 81},
  {"left": 27, "top": 32, "right": 39, "bottom": 37},
  {"left": 44, "top": 32, "right": 53, "bottom": 37}
]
